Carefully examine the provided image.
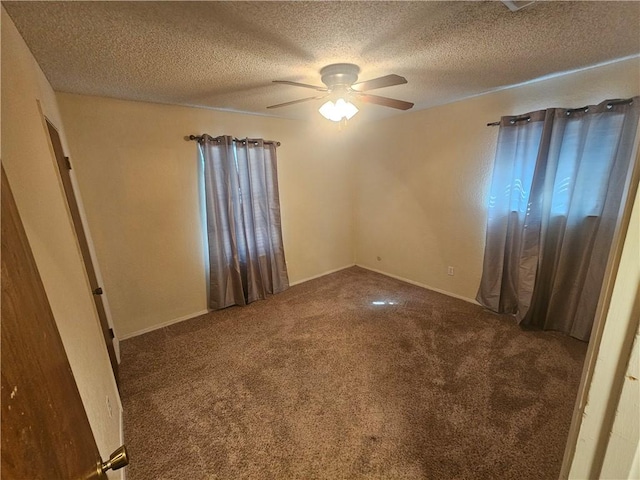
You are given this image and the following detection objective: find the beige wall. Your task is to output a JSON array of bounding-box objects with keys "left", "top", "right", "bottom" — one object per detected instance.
[
  {"left": 57, "top": 57, "right": 639, "bottom": 337},
  {"left": 57, "top": 93, "right": 355, "bottom": 338},
  {"left": 353, "top": 57, "right": 640, "bottom": 302},
  {"left": 1, "top": 9, "right": 122, "bottom": 476}
]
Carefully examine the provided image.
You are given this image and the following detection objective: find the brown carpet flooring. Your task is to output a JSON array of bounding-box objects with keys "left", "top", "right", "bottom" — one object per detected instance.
[{"left": 120, "top": 267, "right": 587, "bottom": 480}]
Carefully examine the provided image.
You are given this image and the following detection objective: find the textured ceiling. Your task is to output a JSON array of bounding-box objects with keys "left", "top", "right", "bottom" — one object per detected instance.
[{"left": 4, "top": 1, "right": 640, "bottom": 121}]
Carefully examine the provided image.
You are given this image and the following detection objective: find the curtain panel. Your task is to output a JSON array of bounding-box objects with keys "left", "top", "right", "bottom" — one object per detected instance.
[
  {"left": 477, "top": 98, "right": 639, "bottom": 341},
  {"left": 198, "top": 135, "right": 289, "bottom": 310}
]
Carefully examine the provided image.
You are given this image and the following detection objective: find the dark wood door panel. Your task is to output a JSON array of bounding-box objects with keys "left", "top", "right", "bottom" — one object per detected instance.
[{"left": 1, "top": 167, "right": 104, "bottom": 479}]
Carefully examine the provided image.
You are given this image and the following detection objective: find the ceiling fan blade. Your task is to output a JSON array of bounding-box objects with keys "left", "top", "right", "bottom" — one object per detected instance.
[
  {"left": 351, "top": 74, "right": 408, "bottom": 92},
  {"left": 273, "top": 80, "right": 328, "bottom": 92},
  {"left": 267, "top": 95, "right": 328, "bottom": 109},
  {"left": 354, "top": 93, "right": 414, "bottom": 110}
]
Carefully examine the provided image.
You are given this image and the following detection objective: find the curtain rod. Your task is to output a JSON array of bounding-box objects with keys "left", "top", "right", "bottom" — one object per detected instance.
[
  {"left": 188, "top": 134, "right": 281, "bottom": 147},
  {"left": 486, "top": 97, "right": 635, "bottom": 127}
]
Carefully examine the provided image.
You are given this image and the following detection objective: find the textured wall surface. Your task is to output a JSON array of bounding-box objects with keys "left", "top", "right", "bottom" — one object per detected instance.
[
  {"left": 57, "top": 93, "right": 356, "bottom": 338},
  {"left": 1, "top": 9, "right": 122, "bottom": 475},
  {"left": 353, "top": 57, "right": 640, "bottom": 302},
  {"left": 57, "top": 57, "right": 640, "bottom": 338}
]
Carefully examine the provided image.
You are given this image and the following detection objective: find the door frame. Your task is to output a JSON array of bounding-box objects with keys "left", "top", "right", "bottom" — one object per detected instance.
[{"left": 43, "top": 114, "right": 120, "bottom": 370}]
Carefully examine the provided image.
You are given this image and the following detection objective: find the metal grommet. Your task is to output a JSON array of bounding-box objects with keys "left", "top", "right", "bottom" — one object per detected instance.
[
  {"left": 607, "top": 104, "right": 613, "bottom": 109},
  {"left": 509, "top": 119, "right": 515, "bottom": 125},
  {"left": 566, "top": 111, "right": 571, "bottom": 116}
]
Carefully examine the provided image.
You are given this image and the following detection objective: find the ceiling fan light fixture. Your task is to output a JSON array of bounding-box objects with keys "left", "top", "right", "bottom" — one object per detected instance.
[
  {"left": 269, "top": 63, "right": 412, "bottom": 117},
  {"left": 319, "top": 98, "right": 359, "bottom": 122}
]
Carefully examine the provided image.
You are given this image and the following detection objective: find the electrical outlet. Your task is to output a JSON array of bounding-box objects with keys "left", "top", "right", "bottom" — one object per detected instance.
[
  {"left": 106, "top": 396, "right": 113, "bottom": 418},
  {"left": 447, "top": 266, "right": 454, "bottom": 276}
]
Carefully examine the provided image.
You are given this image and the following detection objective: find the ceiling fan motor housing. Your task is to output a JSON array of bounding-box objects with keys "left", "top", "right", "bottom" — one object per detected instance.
[
  {"left": 320, "top": 63, "right": 360, "bottom": 89},
  {"left": 267, "top": 63, "right": 413, "bottom": 112}
]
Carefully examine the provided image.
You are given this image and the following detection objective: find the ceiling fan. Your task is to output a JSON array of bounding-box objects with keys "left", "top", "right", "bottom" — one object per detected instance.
[{"left": 267, "top": 63, "right": 414, "bottom": 122}]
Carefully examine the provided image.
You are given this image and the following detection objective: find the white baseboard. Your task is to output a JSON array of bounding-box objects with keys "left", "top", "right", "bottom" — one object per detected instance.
[
  {"left": 289, "top": 264, "right": 356, "bottom": 286},
  {"left": 119, "top": 309, "right": 210, "bottom": 340},
  {"left": 119, "top": 265, "right": 474, "bottom": 339},
  {"left": 113, "top": 337, "right": 121, "bottom": 364},
  {"left": 356, "top": 264, "right": 479, "bottom": 305},
  {"left": 120, "top": 266, "right": 356, "bottom": 339}
]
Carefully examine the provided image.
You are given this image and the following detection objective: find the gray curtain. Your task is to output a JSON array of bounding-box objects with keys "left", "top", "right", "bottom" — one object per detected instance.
[
  {"left": 477, "top": 98, "right": 639, "bottom": 341},
  {"left": 198, "top": 135, "right": 289, "bottom": 309}
]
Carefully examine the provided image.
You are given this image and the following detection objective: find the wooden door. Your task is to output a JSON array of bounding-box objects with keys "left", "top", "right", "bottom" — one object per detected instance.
[
  {"left": 46, "top": 120, "right": 119, "bottom": 380},
  {"left": 1, "top": 168, "right": 106, "bottom": 479}
]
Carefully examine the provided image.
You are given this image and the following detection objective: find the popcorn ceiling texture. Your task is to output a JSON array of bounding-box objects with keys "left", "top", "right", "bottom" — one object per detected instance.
[{"left": 4, "top": 1, "right": 640, "bottom": 121}]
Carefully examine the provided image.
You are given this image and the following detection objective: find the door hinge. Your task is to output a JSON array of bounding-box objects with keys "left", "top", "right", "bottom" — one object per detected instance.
[
  {"left": 109, "top": 328, "right": 115, "bottom": 339},
  {"left": 93, "top": 287, "right": 103, "bottom": 295},
  {"left": 64, "top": 156, "right": 72, "bottom": 170}
]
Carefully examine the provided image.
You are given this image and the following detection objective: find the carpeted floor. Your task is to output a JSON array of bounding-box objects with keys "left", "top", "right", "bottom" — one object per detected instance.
[{"left": 120, "top": 267, "right": 587, "bottom": 479}]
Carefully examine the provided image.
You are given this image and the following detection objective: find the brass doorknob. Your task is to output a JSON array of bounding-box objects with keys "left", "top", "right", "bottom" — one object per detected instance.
[{"left": 99, "top": 445, "right": 129, "bottom": 474}]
